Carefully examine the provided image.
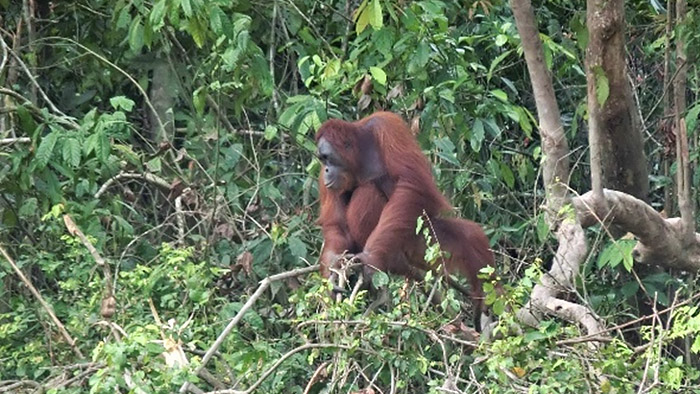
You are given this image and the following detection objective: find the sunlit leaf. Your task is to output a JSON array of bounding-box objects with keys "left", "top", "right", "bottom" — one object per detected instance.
[{"left": 369, "top": 66, "right": 386, "bottom": 85}]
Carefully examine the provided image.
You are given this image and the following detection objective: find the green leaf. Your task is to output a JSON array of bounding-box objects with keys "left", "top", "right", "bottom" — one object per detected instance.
[
  {"left": 490, "top": 89, "right": 508, "bottom": 102},
  {"left": 523, "top": 330, "right": 547, "bottom": 343},
  {"left": 149, "top": 0, "right": 167, "bottom": 31},
  {"left": 368, "top": 0, "right": 383, "bottom": 30},
  {"left": 355, "top": 0, "right": 371, "bottom": 34},
  {"left": 113, "top": 144, "right": 141, "bottom": 167},
  {"left": 145, "top": 342, "right": 165, "bottom": 355},
  {"left": 685, "top": 104, "right": 700, "bottom": 135},
  {"left": 621, "top": 281, "right": 639, "bottom": 298},
  {"left": 470, "top": 119, "right": 485, "bottom": 152},
  {"left": 84, "top": 132, "right": 98, "bottom": 156},
  {"left": 691, "top": 336, "right": 700, "bottom": 353},
  {"left": 487, "top": 50, "right": 512, "bottom": 82},
  {"left": 434, "top": 136, "right": 459, "bottom": 165},
  {"left": 439, "top": 89, "right": 455, "bottom": 103},
  {"left": 95, "top": 131, "right": 111, "bottom": 162},
  {"left": 622, "top": 245, "right": 634, "bottom": 272},
  {"left": 287, "top": 236, "right": 307, "bottom": 258},
  {"left": 415, "top": 216, "right": 424, "bottom": 235},
  {"left": 495, "top": 34, "right": 508, "bottom": 47},
  {"left": 597, "top": 240, "right": 635, "bottom": 271},
  {"left": 116, "top": 6, "right": 132, "bottom": 30},
  {"left": 193, "top": 87, "right": 206, "bottom": 116},
  {"left": 35, "top": 131, "right": 59, "bottom": 169},
  {"left": 128, "top": 16, "right": 144, "bottom": 53},
  {"left": 372, "top": 271, "right": 389, "bottom": 288},
  {"left": 593, "top": 66, "right": 609, "bottom": 107},
  {"left": 500, "top": 162, "right": 515, "bottom": 188},
  {"left": 62, "top": 138, "right": 81, "bottom": 168},
  {"left": 146, "top": 157, "right": 162, "bottom": 173},
  {"left": 16, "top": 105, "right": 37, "bottom": 134},
  {"left": 209, "top": 6, "right": 225, "bottom": 35},
  {"left": 369, "top": 66, "right": 386, "bottom": 85},
  {"left": 181, "top": 0, "right": 192, "bottom": 17},
  {"left": 323, "top": 59, "right": 341, "bottom": 80},
  {"left": 187, "top": 18, "right": 206, "bottom": 48},
  {"left": 110, "top": 96, "right": 135, "bottom": 112},
  {"left": 264, "top": 125, "right": 278, "bottom": 141},
  {"left": 18, "top": 198, "right": 38, "bottom": 218},
  {"left": 355, "top": 0, "right": 382, "bottom": 34}
]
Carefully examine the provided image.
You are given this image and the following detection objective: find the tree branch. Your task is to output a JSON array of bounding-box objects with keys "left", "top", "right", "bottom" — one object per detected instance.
[
  {"left": 94, "top": 172, "right": 171, "bottom": 199},
  {"left": 0, "top": 246, "right": 84, "bottom": 359},
  {"left": 179, "top": 265, "right": 320, "bottom": 393},
  {"left": 574, "top": 189, "right": 700, "bottom": 272}
]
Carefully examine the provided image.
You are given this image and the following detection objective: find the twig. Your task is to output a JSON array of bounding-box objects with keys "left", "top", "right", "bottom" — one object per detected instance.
[
  {"left": 303, "top": 361, "right": 330, "bottom": 394},
  {"left": 38, "top": 36, "right": 165, "bottom": 136},
  {"left": 175, "top": 192, "right": 186, "bottom": 247},
  {"left": 0, "top": 87, "right": 78, "bottom": 130},
  {"left": 63, "top": 214, "right": 117, "bottom": 337},
  {"left": 283, "top": 0, "right": 336, "bottom": 56},
  {"left": 268, "top": 0, "right": 280, "bottom": 115},
  {"left": 556, "top": 290, "right": 700, "bottom": 346},
  {"left": 0, "top": 380, "right": 42, "bottom": 393},
  {"left": 0, "top": 32, "right": 8, "bottom": 76},
  {"left": 179, "top": 265, "right": 320, "bottom": 393},
  {"left": 203, "top": 343, "right": 353, "bottom": 394},
  {"left": 0, "top": 137, "right": 30, "bottom": 144},
  {"left": 63, "top": 215, "right": 112, "bottom": 285},
  {"left": 0, "top": 245, "right": 84, "bottom": 358},
  {"left": 0, "top": 36, "right": 78, "bottom": 128},
  {"left": 297, "top": 319, "right": 479, "bottom": 348},
  {"left": 94, "top": 171, "right": 171, "bottom": 198}
]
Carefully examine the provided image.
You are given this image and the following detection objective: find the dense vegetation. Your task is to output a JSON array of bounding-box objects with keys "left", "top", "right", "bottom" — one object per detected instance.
[{"left": 1, "top": 0, "right": 699, "bottom": 392}]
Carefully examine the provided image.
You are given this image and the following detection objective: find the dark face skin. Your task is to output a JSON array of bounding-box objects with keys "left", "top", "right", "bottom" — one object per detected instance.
[{"left": 317, "top": 137, "right": 352, "bottom": 191}]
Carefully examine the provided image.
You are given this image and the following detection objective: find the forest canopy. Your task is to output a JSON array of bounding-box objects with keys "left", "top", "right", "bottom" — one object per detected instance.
[{"left": 1, "top": 0, "right": 700, "bottom": 393}]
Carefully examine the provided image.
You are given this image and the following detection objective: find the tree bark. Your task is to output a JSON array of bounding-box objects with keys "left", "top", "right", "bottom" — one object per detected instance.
[
  {"left": 574, "top": 189, "right": 700, "bottom": 272},
  {"left": 510, "top": 0, "right": 603, "bottom": 336},
  {"left": 673, "top": 0, "right": 692, "bottom": 240},
  {"left": 662, "top": 0, "right": 674, "bottom": 215},
  {"left": 586, "top": 0, "right": 649, "bottom": 200}
]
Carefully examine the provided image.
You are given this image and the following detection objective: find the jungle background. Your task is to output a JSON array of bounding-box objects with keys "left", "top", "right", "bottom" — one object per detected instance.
[{"left": 1, "top": 0, "right": 700, "bottom": 392}]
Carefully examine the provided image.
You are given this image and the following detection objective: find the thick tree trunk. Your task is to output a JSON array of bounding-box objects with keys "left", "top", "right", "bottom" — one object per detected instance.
[
  {"left": 586, "top": 0, "right": 649, "bottom": 200},
  {"left": 510, "top": 0, "right": 603, "bottom": 336}
]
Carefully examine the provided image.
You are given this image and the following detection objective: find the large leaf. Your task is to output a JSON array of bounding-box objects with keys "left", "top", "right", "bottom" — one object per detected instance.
[
  {"left": 470, "top": 119, "right": 485, "bottom": 152},
  {"left": 128, "top": 16, "right": 144, "bottom": 52},
  {"left": 369, "top": 66, "right": 386, "bottom": 85},
  {"left": 62, "top": 138, "right": 81, "bottom": 168},
  {"left": 35, "top": 131, "right": 59, "bottom": 169},
  {"left": 355, "top": 0, "right": 383, "bottom": 34}
]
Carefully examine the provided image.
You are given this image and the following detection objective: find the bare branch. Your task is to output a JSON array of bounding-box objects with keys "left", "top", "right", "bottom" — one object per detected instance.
[
  {"left": 179, "top": 265, "right": 320, "bottom": 393},
  {"left": 0, "top": 246, "right": 84, "bottom": 358},
  {"left": 94, "top": 172, "right": 171, "bottom": 199},
  {"left": 0, "top": 35, "right": 78, "bottom": 128},
  {"left": 0, "top": 137, "right": 30, "bottom": 144}
]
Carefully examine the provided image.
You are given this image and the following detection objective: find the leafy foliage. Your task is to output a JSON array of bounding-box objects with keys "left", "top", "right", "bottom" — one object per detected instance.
[{"left": 0, "top": 0, "right": 700, "bottom": 392}]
